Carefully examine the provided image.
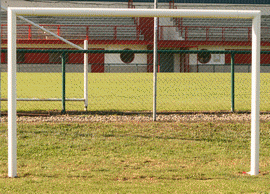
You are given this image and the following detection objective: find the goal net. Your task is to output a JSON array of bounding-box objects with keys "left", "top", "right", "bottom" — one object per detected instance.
[
  {"left": 1, "top": 4, "right": 269, "bottom": 113},
  {"left": 6, "top": 6, "right": 261, "bottom": 177},
  {"left": 1, "top": 5, "right": 269, "bottom": 113}
]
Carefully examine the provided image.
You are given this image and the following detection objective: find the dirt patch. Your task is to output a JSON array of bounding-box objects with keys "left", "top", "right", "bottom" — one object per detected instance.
[{"left": 1, "top": 113, "right": 270, "bottom": 123}]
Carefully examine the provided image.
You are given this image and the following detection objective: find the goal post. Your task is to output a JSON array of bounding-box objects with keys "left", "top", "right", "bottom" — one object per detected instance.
[
  {"left": 250, "top": 14, "right": 261, "bottom": 176},
  {"left": 7, "top": 7, "right": 261, "bottom": 177}
]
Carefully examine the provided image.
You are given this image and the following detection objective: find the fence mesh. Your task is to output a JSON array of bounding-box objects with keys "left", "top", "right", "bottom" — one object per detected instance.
[{"left": 1, "top": 1, "right": 270, "bottom": 113}]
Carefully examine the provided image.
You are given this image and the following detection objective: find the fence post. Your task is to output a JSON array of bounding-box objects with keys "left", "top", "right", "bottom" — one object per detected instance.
[
  {"left": 153, "top": 0, "right": 158, "bottom": 121},
  {"left": 61, "top": 52, "right": 66, "bottom": 114},
  {"left": 231, "top": 53, "right": 235, "bottom": 112},
  {"left": 84, "top": 40, "right": 88, "bottom": 111}
]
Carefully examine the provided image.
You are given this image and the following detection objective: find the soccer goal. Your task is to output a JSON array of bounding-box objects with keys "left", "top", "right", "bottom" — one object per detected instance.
[{"left": 7, "top": 7, "right": 261, "bottom": 177}]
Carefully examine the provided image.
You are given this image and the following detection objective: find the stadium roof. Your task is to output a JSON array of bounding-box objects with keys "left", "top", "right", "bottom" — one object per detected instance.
[{"left": 38, "top": 0, "right": 269, "bottom": 4}]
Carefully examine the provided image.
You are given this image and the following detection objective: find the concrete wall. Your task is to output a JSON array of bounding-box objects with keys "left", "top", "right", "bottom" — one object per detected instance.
[
  {"left": 104, "top": 64, "right": 148, "bottom": 73},
  {"left": 189, "top": 46, "right": 225, "bottom": 66},
  {"left": 2, "top": 64, "right": 270, "bottom": 73},
  {"left": 189, "top": 64, "right": 270, "bottom": 73},
  {"left": 1, "top": 64, "right": 149, "bottom": 73},
  {"left": 105, "top": 45, "right": 147, "bottom": 65}
]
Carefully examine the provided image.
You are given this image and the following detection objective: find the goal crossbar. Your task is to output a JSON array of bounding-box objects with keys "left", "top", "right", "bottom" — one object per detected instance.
[
  {"left": 7, "top": 7, "right": 261, "bottom": 178},
  {"left": 10, "top": 7, "right": 259, "bottom": 18}
]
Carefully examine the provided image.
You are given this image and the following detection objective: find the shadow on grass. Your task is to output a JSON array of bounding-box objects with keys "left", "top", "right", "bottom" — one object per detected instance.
[
  {"left": 103, "top": 133, "right": 234, "bottom": 144},
  {"left": 17, "top": 173, "right": 95, "bottom": 179},
  {"left": 2, "top": 110, "right": 258, "bottom": 117}
]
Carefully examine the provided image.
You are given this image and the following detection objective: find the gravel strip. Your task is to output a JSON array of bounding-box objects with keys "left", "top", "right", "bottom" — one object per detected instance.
[{"left": 1, "top": 113, "right": 270, "bottom": 123}]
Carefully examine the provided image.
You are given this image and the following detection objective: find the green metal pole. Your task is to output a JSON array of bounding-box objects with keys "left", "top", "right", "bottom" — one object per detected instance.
[
  {"left": 61, "top": 52, "right": 66, "bottom": 114},
  {"left": 231, "top": 53, "right": 235, "bottom": 112}
]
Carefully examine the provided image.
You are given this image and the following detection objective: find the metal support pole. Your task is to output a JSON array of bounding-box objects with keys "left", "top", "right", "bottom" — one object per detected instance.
[
  {"left": 84, "top": 40, "right": 88, "bottom": 111},
  {"left": 231, "top": 53, "right": 235, "bottom": 112},
  {"left": 249, "top": 14, "right": 261, "bottom": 176},
  {"left": 153, "top": 0, "right": 158, "bottom": 121},
  {"left": 8, "top": 8, "right": 17, "bottom": 178},
  {"left": 61, "top": 52, "right": 66, "bottom": 114}
]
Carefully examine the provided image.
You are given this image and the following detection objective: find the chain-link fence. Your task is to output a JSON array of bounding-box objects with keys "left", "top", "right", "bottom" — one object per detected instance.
[{"left": 1, "top": 0, "right": 270, "bottom": 113}]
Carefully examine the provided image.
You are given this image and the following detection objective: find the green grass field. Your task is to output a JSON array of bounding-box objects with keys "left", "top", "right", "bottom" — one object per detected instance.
[
  {"left": 1, "top": 122, "right": 270, "bottom": 193},
  {"left": 1, "top": 73, "right": 270, "bottom": 112}
]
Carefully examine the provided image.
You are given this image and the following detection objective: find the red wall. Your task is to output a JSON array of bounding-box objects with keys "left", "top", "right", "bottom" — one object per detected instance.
[
  {"left": 2, "top": 48, "right": 105, "bottom": 72},
  {"left": 24, "top": 53, "right": 49, "bottom": 63},
  {"left": 89, "top": 48, "right": 105, "bottom": 73},
  {"left": 225, "top": 53, "right": 251, "bottom": 64},
  {"left": 68, "top": 53, "right": 83, "bottom": 64},
  {"left": 1, "top": 53, "right": 6, "bottom": 63},
  {"left": 139, "top": 18, "right": 154, "bottom": 41},
  {"left": 261, "top": 53, "right": 270, "bottom": 64},
  {"left": 53, "top": 49, "right": 105, "bottom": 72},
  {"left": 225, "top": 50, "right": 270, "bottom": 64}
]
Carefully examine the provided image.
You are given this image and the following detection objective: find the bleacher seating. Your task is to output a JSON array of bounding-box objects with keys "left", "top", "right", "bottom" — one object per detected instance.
[
  {"left": 1, "top": 10, "right": 270, "bottom": 42},
  {"left": 174, "top": 17, "right": 270, "bottom": 41},
  {"left": 1, "top": 11, "right": 143, "bottom": 40}
]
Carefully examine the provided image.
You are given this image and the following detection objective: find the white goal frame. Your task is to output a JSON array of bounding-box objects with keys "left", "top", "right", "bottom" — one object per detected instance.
[{"left": 8, "top": 7, "right": 261, "bottom": 177}]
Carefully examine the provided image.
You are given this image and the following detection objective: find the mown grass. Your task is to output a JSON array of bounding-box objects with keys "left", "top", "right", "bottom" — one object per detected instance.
[
  {"left": 0, "top": 121, "right": 270, "bottom": 193},
  {"left": 1, "top": 73, "right": 270, "bottom": 112}
]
